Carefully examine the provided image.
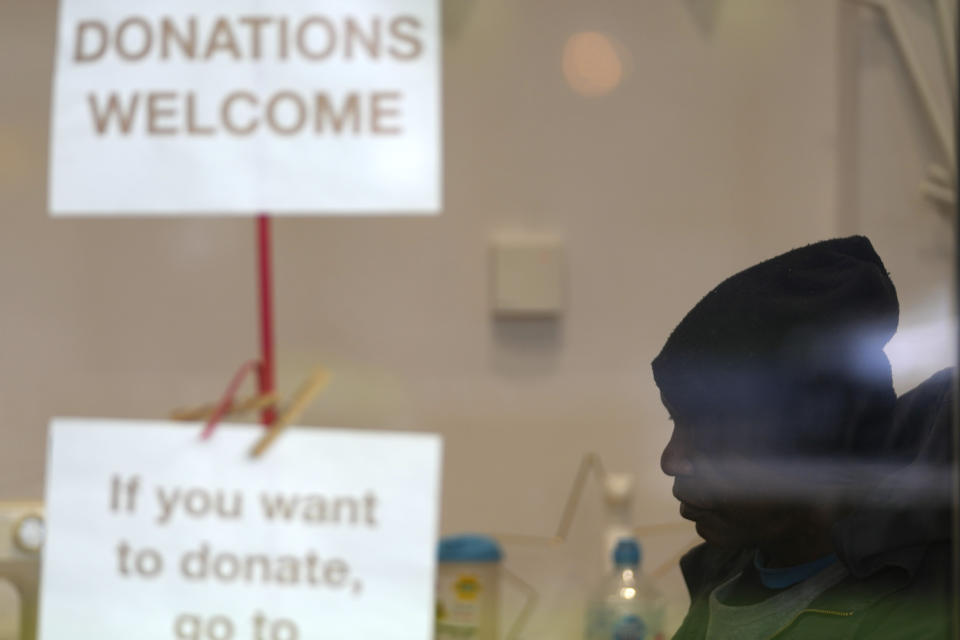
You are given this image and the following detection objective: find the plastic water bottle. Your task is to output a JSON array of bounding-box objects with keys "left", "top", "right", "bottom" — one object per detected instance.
[{"left": 584, "top": 538, "right": 666, "bottom": 640}]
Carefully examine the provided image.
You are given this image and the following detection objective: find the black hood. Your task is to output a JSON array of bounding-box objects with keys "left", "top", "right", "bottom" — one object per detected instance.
[
  {"left": 832, "top": 367, "right": 954, "bottom": 578},
  {"left": 652, "top": 236, "right": 899, "bottom": 458}
]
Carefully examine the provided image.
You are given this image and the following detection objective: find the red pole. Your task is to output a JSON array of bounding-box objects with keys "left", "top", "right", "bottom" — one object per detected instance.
[{"left": 256, "top": 215, "right": 277, "bottom": 426}]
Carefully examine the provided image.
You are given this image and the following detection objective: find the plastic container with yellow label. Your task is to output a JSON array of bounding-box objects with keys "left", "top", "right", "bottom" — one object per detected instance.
[{"left": 436, "top": 535, "right": 502, "bottom": 640}]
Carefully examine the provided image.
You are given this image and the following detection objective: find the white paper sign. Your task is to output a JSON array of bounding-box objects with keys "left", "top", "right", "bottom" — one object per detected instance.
[
  {"left": 49, "top": 1, "right": 441, "bottom": 216},
  {"left": 40, "top": 419, "right": 443, "bottom": 640}
]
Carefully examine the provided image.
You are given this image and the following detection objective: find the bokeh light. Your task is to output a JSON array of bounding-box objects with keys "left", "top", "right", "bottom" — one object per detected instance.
[{"left": 562, "top": 31, "right": 626, "bottom": 97}]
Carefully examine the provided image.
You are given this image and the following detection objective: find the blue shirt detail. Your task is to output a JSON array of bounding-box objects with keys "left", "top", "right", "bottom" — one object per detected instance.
[{"left": 754, "top": 552, "right": 839, "bottom": 590}]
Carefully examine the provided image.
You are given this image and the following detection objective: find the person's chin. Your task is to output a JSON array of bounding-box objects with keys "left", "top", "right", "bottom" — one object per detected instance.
[
  {"left": 694, "top": 520, "right": 741, "bottom": 549},
  {"left": 680, "top": 504, "right": 743, "bottom": 549}
]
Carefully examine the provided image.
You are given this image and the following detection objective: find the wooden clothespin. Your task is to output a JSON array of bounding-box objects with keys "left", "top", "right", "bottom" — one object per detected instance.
[
  {"left": 170, "top": 392, "right": 279, "bottom": 422},
  {"left": 249, "top": 368, "right": 331, "bottom": 458},
  {"left": 171, "top": 359, "right": 274, "bottom": 439},
  {"left": 171, "top": 361, "right": 331, "bottom": 458}
]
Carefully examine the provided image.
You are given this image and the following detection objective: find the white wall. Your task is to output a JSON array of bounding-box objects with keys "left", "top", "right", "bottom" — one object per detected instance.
[
  {"left": 5, "top": 0, "right": 950, "bottom": 637},
  {"left": 838, "top": 0, "right": 957, "bottom": 395}
]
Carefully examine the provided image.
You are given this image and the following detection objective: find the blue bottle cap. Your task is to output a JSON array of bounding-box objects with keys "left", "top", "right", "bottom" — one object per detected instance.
[
  {"left": 613, "top": 538, "right": 641, "bottom": 566},
  {"left": 438, "top": 534, "right": 503, "bottom": 563}
]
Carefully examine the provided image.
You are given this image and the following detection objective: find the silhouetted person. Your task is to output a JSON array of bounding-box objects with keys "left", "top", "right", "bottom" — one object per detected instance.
[{"left": 654, "top": 237, "right": 953, "bottom": 639}]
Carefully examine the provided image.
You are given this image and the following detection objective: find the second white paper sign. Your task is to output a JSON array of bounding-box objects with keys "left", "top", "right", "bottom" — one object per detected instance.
[{"left": 40, "top": 419, "right": 443, "bottom": 640}]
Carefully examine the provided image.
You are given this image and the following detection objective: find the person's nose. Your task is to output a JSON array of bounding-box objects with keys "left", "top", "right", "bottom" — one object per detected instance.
[{"left": 661, "top": 429, "right": 694, "bottom": 477}]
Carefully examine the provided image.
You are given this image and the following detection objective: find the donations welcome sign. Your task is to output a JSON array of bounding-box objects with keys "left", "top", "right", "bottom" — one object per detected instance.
[{"left": 49, "top": 2, "right": 441, "bottom": 215}]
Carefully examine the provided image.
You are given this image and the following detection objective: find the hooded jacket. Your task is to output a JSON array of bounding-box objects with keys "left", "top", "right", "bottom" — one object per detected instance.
[{"left": 671, "top": 368, "right": 955, "bottom": 640}]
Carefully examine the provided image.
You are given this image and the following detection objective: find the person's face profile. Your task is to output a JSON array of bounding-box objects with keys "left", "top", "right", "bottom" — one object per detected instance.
[{"left": 660, "top": 395, "right": 801, "bottom": 550}]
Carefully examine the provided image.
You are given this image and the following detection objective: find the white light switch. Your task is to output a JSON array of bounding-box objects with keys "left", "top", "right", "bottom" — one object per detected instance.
[{"left": 491, "top": 234, "right": 565, "bottom": 318}]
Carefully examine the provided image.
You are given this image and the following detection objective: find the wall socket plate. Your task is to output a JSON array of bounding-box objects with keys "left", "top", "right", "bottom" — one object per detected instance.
[{"left": 490, "top": 234, "right": 565, "bottom": 318}]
